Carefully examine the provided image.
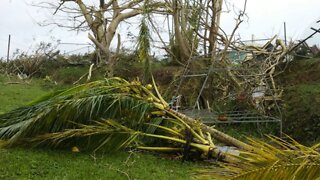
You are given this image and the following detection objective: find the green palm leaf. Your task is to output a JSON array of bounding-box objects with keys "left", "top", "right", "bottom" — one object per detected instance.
[
  {"left": 232, "top": 162, "right": 320, "bottom": 180},
  {"left": 0, "top": 78, "right": 154, "bottom": 146},
  {"left": 197, "top": 135, "right": 320, "bottom": 179},
  {"left": 28, "top": 119, "right": 140, "bottom": 152}
]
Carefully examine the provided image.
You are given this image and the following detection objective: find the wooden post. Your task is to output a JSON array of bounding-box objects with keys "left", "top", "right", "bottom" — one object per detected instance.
[
  {"left": 251, "top": 34, "right": 255, "bottom": 44},
  {"left": 6, "top": 34, "right": 11, "bottom": 63},
  {"left": 283, "top": 22, "right": 287, "bottom": 46}
]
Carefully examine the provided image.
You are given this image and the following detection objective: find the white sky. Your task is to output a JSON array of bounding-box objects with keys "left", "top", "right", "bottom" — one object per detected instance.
[{"left": 0, "top": 0, "right": 319, "bottom": 59}]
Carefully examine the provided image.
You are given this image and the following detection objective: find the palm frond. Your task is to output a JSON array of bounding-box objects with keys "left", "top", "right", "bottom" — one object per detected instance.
[
  {"left": 198, "top": 135, "right": 320, "bottom": 179},
  {"left": 0, "top": 78, "right": 156, "bottom": 146},
  {"left": 232, "top": 162, "right": 320, "bottom": 180},
  {"left": 28, "top": 119, "right": 140, "bottom": 152}
]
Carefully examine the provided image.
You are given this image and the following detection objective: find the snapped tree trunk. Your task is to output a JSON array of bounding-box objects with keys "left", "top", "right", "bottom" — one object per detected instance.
[{"left": 167, "top": 108, "right": 255, "bottom": 152}]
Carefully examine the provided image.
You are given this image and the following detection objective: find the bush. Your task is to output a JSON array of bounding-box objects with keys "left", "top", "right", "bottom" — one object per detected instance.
[
  {"left": 282, "top": 85, "right": 320, "bottom": 145},
  {"left": 5, "top": 42, "right": 62, "bottom": 78},
  {"left": 52, "top": 66, "right": 89, "bottom": 84}
]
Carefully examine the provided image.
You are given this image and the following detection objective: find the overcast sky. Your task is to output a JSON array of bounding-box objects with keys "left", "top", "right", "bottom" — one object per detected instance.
[{"left": 0, "top": 0, "right": 319, "bottom": 59}]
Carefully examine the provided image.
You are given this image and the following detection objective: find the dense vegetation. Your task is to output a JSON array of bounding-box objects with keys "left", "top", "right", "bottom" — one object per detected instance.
[
  {"left": 1, "top": 0, "right": 319, "bottom": 178},
  {"left": 278, "top": 58, "right": 320, "bottom": 144},
  {"left": 1, "top": 73, "right": 319, "bottom": 179},
  {"left": 1, "top": 55, "right": 320, "bottom": 145},
  {"left": 0, "top": 75, "right": 200, "bottom": 179}
]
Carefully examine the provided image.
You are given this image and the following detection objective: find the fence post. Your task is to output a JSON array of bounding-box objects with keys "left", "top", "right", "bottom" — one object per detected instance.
[
  {"left": 283, "top": 22, "right": 287, "bottom": 46},
  {"left": 7, "top": 34, "right": 11, "bottom": 63}
]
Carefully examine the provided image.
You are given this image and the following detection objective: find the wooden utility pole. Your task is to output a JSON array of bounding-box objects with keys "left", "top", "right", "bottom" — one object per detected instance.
[
  {"left": 7, "top": 34, "right": 11, "bottom": 63},
  {"left": 283, "top": 22, "right": 287, "bottom": 46}
]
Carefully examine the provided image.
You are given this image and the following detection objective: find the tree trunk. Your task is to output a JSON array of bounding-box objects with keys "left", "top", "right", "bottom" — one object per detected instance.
[
  {"left": 75, "top": 0, "right": 140, "bottom": 71},
  {"left": 208, "top": 0, "right": 223, "bottom": 61},
  {"left": 172, "top": 0, "right": 191, "bottom": 62},
  {"left": 167, "top": 109, "right": 255, "bottom": 152}
]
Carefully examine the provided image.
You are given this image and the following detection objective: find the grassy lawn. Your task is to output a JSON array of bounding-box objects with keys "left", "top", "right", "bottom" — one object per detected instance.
[
  {"left": 0, "top": 78, "right": 49, "bottom": 113},
  {"left": 0, "top": 75, "right": 200, "bottom": 179},
  {"left": 0, "top": 148, "right": 197, "bottom": 180}
]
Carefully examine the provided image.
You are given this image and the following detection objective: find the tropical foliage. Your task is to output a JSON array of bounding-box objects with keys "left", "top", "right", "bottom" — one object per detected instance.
[
  {"left": 0, "top": 77, "right": 246, "bottom": 162},
  {"left": 137, "top": 0, "right": 152, "bottom": 83},
  {"left": 0, "top": 77, "right": 319, "bottom": 179},
  {"left": 198, "top": 135, "right": 320, "bottom": 179}
]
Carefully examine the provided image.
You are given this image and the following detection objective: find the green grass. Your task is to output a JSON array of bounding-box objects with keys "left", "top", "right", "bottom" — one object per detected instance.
[
  {"left": 0, "top": 148, "right": 197, "bottom": 180},
  {"left": 0, "top": 75, "right": 200, "bottom": 179},
  {"left": 0, "top": 77, "right": 49, "bottom": 113}
]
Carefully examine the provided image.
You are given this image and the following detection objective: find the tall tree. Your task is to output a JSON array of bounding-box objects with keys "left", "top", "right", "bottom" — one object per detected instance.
[
  {"left": 47, "top": 0, "right": 163, "bottom": 76},
  {"left": 168, "top": 0, "right": 202, "bottom": 63}
]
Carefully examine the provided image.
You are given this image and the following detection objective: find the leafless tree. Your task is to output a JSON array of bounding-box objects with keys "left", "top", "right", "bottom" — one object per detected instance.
[{"left": 36, "top": 0, "right": 164, "bottom": 76}]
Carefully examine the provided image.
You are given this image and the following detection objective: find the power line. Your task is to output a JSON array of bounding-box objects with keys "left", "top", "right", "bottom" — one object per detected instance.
[
  {"left": 64, "top": 46, "right": 93, "bottom": 54},
  {"left": 59, "top": 42, "right": 93, "bottom": 46}
]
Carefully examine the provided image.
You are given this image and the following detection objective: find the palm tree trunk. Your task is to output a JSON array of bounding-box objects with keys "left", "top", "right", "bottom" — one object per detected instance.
[{"left": 167, "top": 109, "right": 255, "bottom": 151}]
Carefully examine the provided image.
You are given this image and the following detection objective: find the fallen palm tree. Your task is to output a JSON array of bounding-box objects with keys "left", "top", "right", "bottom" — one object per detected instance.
[
  {"left": 0, "top": 77, "right": 319, "bottom": 179},
  {"left": 0, "top": 77, "right": 252, "bottom": 162}
]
